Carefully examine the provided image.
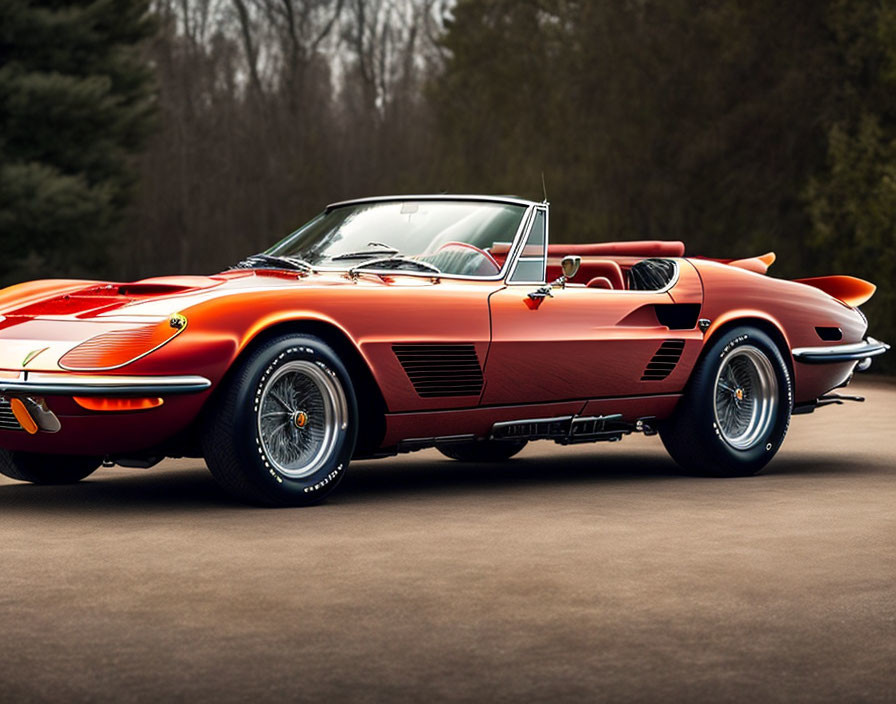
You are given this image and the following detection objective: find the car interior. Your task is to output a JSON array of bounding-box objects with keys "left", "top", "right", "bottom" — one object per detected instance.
[{"left": 488, "top": 240, "right": 685, "bottom": 291}]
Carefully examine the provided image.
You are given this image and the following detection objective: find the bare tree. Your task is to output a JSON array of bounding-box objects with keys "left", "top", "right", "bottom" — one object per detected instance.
[
  {"left": 343, "top": 0, "right": 442, "bottom": 114},
  {"left": 123, "top": 0, "right": 443, "bottom": 279}
]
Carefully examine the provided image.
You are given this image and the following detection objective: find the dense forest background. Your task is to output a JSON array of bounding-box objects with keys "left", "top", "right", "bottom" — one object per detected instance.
[{"left": 2, "top": 0, "right": 895, "bottom": 370}]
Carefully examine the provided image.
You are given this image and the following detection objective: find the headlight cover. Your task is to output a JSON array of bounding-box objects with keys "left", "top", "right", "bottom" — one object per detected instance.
[{"left": 59, "top": 314, "right": 187, "bottom": 371}]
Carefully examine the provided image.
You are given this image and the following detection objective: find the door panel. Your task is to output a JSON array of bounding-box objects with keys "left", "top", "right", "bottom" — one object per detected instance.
[{"left": 483, "top": 285, "right": 702, "bottom": 405}]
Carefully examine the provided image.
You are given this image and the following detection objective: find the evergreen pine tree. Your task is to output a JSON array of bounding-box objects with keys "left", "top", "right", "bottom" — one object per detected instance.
[
  {"left": 0, "top": 0, "right": 156, "bottom": 282},
  {"left": 806, "top": 1, "right": 896, "bottom": 370}
]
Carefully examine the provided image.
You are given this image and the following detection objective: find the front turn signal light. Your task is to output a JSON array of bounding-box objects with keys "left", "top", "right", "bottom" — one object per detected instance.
[
  {"left": 59, "top": 315, "right": 187, "bottom": 371},
  {"left": 73, "top": 397, "right": 164, "bottom": 412}
]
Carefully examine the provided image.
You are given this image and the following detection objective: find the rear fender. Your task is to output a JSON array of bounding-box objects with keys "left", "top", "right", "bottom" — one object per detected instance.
[{"left": 702, "top": 309, "right": 791, "bottom": 356}]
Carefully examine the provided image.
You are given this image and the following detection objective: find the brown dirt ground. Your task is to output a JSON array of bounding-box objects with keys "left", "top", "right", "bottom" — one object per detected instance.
[{"left": 0, "top": 379, "right": 894, "bottom": 703}]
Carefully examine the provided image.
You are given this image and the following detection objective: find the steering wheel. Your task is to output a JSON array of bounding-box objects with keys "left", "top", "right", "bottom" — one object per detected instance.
[{"left": 433, "top": 242, "right": 501, "bottom": 275}]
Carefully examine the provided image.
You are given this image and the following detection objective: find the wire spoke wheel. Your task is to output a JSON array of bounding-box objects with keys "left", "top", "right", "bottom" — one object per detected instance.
[
  {"left": 713, "top": 345, "right": 778, "bottom": 450},
  {"left": 659, "top": 327, "right": 791, "bottom": 477},
  {"left": 257, "top": 360, "right": 347, "bottom": 478},
  {"left": 204, "top": 335, "right": 358, "bottom": 506}
]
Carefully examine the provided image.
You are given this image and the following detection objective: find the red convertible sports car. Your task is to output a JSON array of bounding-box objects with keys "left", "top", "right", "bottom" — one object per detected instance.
[{"left": 0, "top": 195, "right": 888, "bottom": 505}]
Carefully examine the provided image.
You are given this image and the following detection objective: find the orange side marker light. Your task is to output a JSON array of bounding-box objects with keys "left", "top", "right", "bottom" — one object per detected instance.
[{"left": 9, "top": 398, "right": 39, "bottom": 434}]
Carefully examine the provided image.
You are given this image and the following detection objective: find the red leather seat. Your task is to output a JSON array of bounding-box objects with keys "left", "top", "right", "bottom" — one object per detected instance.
[
  {"left": 581, "top": 260, "right": 625, "bottom": 289},
  {"left": 586, "top": 276, "right": 613, "bottom": 289},
  {"left": 547, "top": 258, "right": 625, "bottom": 289}
]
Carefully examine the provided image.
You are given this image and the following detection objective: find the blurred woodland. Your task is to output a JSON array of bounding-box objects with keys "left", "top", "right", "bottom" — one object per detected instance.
[{"left": 1, "top": 0, "right": 896, "bottom": 369}]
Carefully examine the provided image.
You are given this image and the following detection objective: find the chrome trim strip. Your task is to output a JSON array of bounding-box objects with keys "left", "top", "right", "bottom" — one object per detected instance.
[
  {"left": 492, "top": 414, "right": 575, "bottom": 430},
  {"left": 506, "top": 207, "right": 547, "bottom": 284},
  {"left": 792, "top": 337, "right": 889, "bottom": 364},
  {"left": 0, "top": 373, "right": 212, "bottom": 396},
  {"left": 326, "top": 194, "right": 540, "bottom": 209},
  {"left": 17, "top": 316, "right": 170, "bottom": 324}
]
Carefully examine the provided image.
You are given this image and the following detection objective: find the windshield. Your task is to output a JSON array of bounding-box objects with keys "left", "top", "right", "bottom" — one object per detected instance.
[{"left": 263, "top": 199, "right": 528, "bottom": 277}]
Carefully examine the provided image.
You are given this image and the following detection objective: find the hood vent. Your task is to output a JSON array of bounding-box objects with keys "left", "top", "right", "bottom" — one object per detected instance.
[
  {"left": 641, "top": 339, "right": 685, "bottom": 381},
  {"left": 393, "top": 344, "right": 484, "bottom": 398}
]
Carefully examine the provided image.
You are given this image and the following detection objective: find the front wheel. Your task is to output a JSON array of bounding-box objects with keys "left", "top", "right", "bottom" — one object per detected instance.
[
  {"left": 659, "top": 326, "right": 792, "bottom": 477},
  {"left": 0, "top": 450, "right": 100, "bottom": 484},
  {"left": 202, "top": 335, "right": 358, "bottom": 506}
]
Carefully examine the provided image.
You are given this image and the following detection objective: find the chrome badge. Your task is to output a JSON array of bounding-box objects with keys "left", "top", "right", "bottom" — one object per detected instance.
[{"left": 22, "top": 347, "right": 49, "bottom": 367}]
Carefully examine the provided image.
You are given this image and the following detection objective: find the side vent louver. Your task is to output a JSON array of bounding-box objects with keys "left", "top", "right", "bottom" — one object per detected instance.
[
  {"left": 0, "top": 398, "right": 23, "bottom": 431},
  {"left": 641, "top": 339, "right": 685, "bottom": 381},
  {"left": 393, "top": 343, "right": 484, "bottom": 398}
]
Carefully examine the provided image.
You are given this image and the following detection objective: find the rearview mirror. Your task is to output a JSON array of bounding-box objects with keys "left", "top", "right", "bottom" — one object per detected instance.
[{"left": 561, "top": 255, "right": 581, "bottom": 282}]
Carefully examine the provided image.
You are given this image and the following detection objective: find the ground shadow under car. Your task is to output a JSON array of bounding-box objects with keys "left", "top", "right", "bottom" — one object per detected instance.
[{"left": 0, "top": 447, "right": 873, "bottom": 513}]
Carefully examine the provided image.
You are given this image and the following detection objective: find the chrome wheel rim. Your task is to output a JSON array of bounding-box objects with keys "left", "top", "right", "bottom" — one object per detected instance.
[
  {"left": 713, "top": 346, "right": 778, "bottom": 450},
  {"left": 257, "top": 361, "right": 347, "bottom": 478}
]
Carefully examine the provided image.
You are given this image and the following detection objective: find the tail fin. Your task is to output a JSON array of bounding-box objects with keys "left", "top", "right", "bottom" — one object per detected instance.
[
  {"left": 794, "top": 275, "right": 876, "bottom": 307},
  {"left": 694, "top": 251, "right": 776, "bottom": 274},
  {"left": 728, "top": 252, "right": 776, "bottom": 274}
]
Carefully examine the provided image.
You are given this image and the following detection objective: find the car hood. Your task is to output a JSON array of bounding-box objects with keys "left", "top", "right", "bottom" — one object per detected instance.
[
  {"left": 0, "top": 271, "right": 370, "bottom": 317},
  {"left": 0, "top": 270, "right": 411, "bottom": 372}
]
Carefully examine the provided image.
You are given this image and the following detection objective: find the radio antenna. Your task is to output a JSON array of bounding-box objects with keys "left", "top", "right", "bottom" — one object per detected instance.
[{"left": 541, "top": 171, "right": 549, "bottom": 203}]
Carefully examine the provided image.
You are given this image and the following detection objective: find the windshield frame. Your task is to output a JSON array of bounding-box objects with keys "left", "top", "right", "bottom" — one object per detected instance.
[{"left": 266, "top": 195, "right": 540, "bottom": 282}]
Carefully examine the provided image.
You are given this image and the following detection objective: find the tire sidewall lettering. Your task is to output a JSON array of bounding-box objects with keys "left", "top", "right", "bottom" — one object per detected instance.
[
  {"left": 707, "top": 329, "right": 791, "bottom": 461},
  {"left": 247, "top": 340, "right": 353, "bottom": 497}
]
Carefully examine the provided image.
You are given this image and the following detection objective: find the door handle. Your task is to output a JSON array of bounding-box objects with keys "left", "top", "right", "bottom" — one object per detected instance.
[
  {"left": 527, "top": 286, "right": 553, "bottom": 301},
  {"left": 526, "top": 286, "right": 554, "bottom": 309}
]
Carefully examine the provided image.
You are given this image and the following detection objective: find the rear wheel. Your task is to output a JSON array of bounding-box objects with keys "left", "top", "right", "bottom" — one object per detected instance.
[
  {"left": 202, "top": 335, "right": 358, "bottom": 506},
  {"left": 436, "top": 439, "right": 528, "bottom": 462},
  {"left": 0, "top": 450, "right": 100, "bottom": 484},
  {"left": 659, "top": 326, "right": 792, "bottom": 476}
]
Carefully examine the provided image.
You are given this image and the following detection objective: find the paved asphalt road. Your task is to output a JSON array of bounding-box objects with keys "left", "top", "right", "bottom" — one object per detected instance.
[{"left": 1, "top": 379, "right": 894, "bottom": 703}]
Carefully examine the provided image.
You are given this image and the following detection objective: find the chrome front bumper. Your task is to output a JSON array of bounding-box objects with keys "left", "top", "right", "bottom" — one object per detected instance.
[
  {"left": 792, "top": 337, "right": 890, "bottom": 365},
  {"left": 0, "top": 372, "right": 212, "bottom": 396}
]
